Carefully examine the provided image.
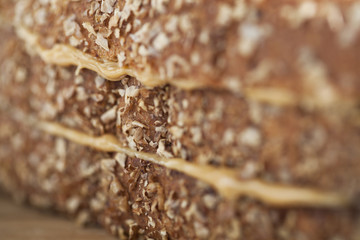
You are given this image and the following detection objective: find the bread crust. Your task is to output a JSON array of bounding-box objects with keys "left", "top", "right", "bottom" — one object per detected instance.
[
  {"left": 1, "top": 0, "right": 360, "bottom": 239},
  {"left": 13, "top": 0, "right": 360, "bottom": 103}
]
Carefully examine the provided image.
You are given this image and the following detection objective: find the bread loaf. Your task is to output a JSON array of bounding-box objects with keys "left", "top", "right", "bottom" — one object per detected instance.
[{"left": 0, "top": 0, "right": 360, "bottom": 239}]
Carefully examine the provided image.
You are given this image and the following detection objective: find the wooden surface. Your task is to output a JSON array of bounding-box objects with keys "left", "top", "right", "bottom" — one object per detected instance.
[{"left": 0, "top": 196, "right": 116, "bottom": 240}]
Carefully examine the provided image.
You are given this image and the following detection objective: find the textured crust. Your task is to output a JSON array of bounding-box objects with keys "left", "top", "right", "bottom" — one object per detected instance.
[
  {"left": 1, "top": 38, "right": 357, "bottom": 197},
  {"left": 0, "top": 39, "right": 359, "bottom": 238},
  {"left": 0, "top": 20, "right": 360, "bottom": 240},
  {"left": 1, "top": 0, "right": 360, "bottom": 240},
  {"left": 1, "top": 121, "right": 358, "bottom": 240},
  {"left": 13, "top": 0, "right": 360, "bottom": 105}
]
